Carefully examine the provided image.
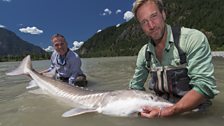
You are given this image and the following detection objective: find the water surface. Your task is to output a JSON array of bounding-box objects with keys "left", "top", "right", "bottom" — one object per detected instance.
[{"left": 0, "top": 56, "right": 223, "bottom": 126}]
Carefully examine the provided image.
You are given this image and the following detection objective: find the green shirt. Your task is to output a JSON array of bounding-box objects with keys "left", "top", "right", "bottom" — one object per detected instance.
[{"left": 129, "top": 24, "right": 219, "bottom": 99}]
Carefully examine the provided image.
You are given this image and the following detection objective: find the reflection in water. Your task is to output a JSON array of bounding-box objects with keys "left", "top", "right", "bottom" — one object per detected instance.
[{"left": 0, "top": 56, "right": 224, "bottom": 126}]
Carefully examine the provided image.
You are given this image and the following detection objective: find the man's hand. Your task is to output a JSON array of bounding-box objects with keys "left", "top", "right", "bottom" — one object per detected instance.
[
  {"left": 140, "top": 107, "right": 161, "bottom": 118},
  {"left": 140, "top": 90, "right": 207, "bottom": 118},
  {"left": 140, "top": 106, "right": 176, "bottom": 118}
]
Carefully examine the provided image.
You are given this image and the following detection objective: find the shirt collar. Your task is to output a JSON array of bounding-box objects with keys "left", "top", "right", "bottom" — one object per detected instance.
[{"left": 165, "top": 24, "right": 174, "bottom": 51}]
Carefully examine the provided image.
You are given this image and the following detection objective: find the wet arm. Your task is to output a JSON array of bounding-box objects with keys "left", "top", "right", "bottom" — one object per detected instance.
[
  {"left": 68, "top": 57, "right": 81, "bottom": 85},
  {"left": 161, "top": 89, "right": 206, "bottom": 117}
]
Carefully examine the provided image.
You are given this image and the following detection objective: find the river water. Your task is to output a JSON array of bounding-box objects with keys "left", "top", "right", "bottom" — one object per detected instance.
[{"left": 0, "top": 56, "right": 223, "bottom": 126}]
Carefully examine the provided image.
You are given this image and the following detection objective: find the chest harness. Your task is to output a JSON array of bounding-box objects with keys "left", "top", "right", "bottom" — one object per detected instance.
[{"left": 145, "top": 27, "right": 192, "bottom": 102}]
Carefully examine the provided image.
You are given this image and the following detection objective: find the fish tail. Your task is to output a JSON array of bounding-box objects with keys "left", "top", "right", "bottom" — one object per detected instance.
[{"left": 6, "top": 55, "right": 32, "bottom": 76}]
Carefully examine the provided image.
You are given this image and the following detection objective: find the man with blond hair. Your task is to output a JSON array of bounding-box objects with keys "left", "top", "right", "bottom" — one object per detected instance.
[{"left": 129, "top": 0, "right": 218, "bottom": 118}]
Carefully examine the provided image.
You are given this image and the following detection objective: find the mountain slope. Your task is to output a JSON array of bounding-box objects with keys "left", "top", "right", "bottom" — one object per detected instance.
[
  {"left": 79, "top": 19, "right": 148, "bottom": 57},
  {"left": 0, "top": 28, "right": 46, "bottom": 56}
]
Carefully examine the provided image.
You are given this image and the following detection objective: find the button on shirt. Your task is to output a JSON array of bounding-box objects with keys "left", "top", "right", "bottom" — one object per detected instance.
[
  {"left": 129, "top": 24, "right": 219, "bottom": 99},
  {"left": 47, "top": 49, "right": 83, "bottom": 85}
]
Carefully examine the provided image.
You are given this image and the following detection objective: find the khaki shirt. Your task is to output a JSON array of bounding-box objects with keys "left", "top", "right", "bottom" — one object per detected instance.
[{"left": 129, "top": 24, "right": 219, "bottom": 99}]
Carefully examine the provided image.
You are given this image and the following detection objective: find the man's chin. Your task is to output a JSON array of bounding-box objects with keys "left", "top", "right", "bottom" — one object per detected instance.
[
  {"left": 150, "top": 36, "right": 162, "bottom": 41},
  {"left": 58, "top": 52, "right": 66, "bottom": 56}
]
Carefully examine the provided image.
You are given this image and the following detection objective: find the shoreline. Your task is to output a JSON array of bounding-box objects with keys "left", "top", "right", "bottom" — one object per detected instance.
[
  {"left": 1, "top": 51, "right": 224, "bottom": 63},
  {"left": 212, "top": 51, "right": 224, "bottom": 58}
]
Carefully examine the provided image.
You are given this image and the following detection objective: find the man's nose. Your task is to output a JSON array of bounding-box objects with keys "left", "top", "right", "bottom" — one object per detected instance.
[
  {"left": 55, "top": 45, "right": 62, "bottom": 49},
  {"left": 147, "top": 20, "right": 155, "bottom": 29}
]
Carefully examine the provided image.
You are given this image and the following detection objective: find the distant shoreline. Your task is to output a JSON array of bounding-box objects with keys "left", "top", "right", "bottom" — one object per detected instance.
[
  {"left": 212, "top": 51, "right": 224, "bottom": 58},
  {"left": 0, "top": 51, "right": 224, "bottom": 62}
]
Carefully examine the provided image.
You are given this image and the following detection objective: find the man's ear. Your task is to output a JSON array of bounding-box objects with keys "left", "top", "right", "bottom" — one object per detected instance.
[{"left": 162, "top": 10, "right": 166, "bottom": 21}]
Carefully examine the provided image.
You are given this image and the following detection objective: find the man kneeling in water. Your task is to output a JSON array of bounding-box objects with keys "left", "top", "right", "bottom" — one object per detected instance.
[{"left": 41, "top": 33, "right": 87, "bottom": 87}]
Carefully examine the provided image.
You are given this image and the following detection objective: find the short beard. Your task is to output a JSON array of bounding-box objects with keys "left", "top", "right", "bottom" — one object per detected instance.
[{"left": 152, "top": 25, "right": 166, "bottom": 44}]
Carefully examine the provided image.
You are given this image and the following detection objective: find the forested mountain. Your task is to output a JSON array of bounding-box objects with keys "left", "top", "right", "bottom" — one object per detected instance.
[
  {"left": 79, "top": 19, "right": 148, "bottom": 57},
  {"left": 0, "top": 28, "right": 48, "bottom": 61},
  {"left": 0, "top": 28, "right": 46, "bottom": 56},
  {"left": 79, "top": 0, "right": 224, "bottom": 57},
  {"left": 165, "top": 0, "right": 224, "bottom": 50}
]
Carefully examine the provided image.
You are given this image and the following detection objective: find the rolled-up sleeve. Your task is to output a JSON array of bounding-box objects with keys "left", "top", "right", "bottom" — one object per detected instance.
[
  {"left": 68, "top": 54, "right": 82, "bottom": 85},
  {"left": 129, "top": 44, "right": 149, "bottom": 90},
  {"left": 184, "top": 30, "right": 219, "bottom": 99},
  {"left": 47, "top": 53, "right": 56, "bottom": 72}
]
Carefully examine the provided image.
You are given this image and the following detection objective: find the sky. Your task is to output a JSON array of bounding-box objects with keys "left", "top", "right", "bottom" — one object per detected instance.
[{"left": 0, "top": 0, "right": 135, "bottom": 51}]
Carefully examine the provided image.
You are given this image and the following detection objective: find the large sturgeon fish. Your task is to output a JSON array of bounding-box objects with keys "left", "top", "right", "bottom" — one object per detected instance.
[{"left": 6, "top": 55, "right": 173, "bottom": 117}]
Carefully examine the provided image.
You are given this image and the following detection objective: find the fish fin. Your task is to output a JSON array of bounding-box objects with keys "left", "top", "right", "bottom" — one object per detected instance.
[
  {"left": 26, "top": 80, "right": 38, "bottom": 89},
  {"left": 62, "top": 108, "right": 97, "bottom": 117},
  {"left": 42, "top": 68, "right": 56, "bottom": 78},
  {"left": 6, "top": 55, "right": 32, "bottom": 76},
  {"left": 28, "top": 88, "right": 48, "bottom": 95}
]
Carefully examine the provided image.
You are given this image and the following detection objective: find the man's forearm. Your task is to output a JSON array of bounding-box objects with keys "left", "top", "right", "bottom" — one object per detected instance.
[{"left": 162, "top": 89, "right": 206, "bottom": 116}]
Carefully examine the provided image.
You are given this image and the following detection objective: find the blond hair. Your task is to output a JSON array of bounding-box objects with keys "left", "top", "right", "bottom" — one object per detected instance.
[{"left": 132, "top": 0, "right": 164, "bottom": 17}]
